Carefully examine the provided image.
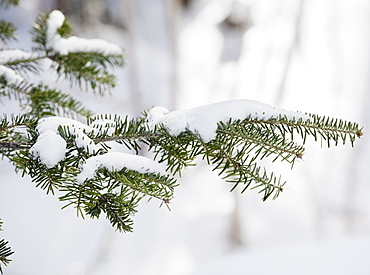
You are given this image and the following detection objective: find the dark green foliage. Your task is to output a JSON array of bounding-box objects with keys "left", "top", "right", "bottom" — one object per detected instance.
[
  {"left": 143, "top": 115, "right": 362, "bottom": 201},
  {"left": 29, "top": 11, "right": 125, "bottom": 94},
  {"left": 0, "top": 20, "right": 17, "bottom": 43},
  {"left": 0, "top": 81, "right": 93, "bottom": 118},
  {"left": 30, "top": 12, "right": 48, "bottom": 49},
  {"left": 0, "top": 0, "right": 19, "bottom": 49},
  {"left": 59, "top": 167, "right": 177, "bottom": 232},
  {"left": 57, "top": 17, "right": 73, "bottom": 38},
  {"left": 89, "top": 114, "right": 153, "bottom": 153},
  {"left": 0, "top": 219, "right": 14, "bottom": 275},
  {"left": 28, "top": 84, "right": 93, "bottom": 118},
  {"left": 0, "top": 114, "right": 36, "bottom": 159},
  {"left": 50, "top": 52, "right": 123, "bottom": 95}
]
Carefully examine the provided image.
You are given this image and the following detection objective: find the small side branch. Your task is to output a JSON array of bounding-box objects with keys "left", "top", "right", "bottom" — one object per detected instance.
[{"left": 0, "top": 141, "right": 30, "bottom": 150}]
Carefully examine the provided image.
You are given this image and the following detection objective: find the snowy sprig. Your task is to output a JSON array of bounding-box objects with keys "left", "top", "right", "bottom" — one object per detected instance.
[
  {"left": 3, "top": 97, "right": 364, "bottom": 232},
  {"left": 13, "top": 100, "right": 362, "bottom": 214},
  {"left": 30, "top": 10, "right": 125, "bottom": 95},
  {"left": 0, "top": 9, "right": 125, "bottom": 120}
]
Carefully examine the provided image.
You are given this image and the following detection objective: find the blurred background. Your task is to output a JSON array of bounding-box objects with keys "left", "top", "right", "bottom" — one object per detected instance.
[{"left": 1, "top": 0, "right": 370, "bottom": 274}]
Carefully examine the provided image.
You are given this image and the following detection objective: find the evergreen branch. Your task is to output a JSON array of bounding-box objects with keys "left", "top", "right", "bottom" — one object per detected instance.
[
  {"left": 147, "top": 128, "right": 198, "bottom": 175},
  {"left": 201, "top": 138, "right": 285, "bottom": 200},
  {"left": 304, "top": 114, "right": 363, "bottom": 146},
  {"left": 0, "top": 239, "right": 13, "bottom": 274},
  {"left": 30, "top": 12, "right": 48, "bottom": 49},
  {"left": 12, "top": 149, "right": 78, "bottom": 195},
  {"left": 0, "top": 114, "right": 36, "bottom": 156},
  {"left": 0, "top": 114, "right": 37, "bottom": 133},
  {"left": 216, "top": 120, "right": 304, "bottom": 164},
  {"left": 89, "top": 115, "right": 155, "bottom": 153},
  {"left": 0, "top": 219, "right": 14, "bottom": 275},
  {"left": 0, "top": 80, "right": 92, "bottom": 118},
  {"left": 244, "top": 114, "right": 363, "bottom": 147},
  {"left": 0, "top": 0, "right": 18, "bottom": 9},
  {"left": 0, "top": 76, "right": 32, "bottom": 101},
  {"left": 28, "top": 85, "right": 93, "bottom": 118},
  {"left": 0, "top": 20, "right": 17, "bottom": 43},
  {"left": 30, "top": 10, "right": 73, "bottom": 49},
  {"left": 6, "top": 61, "right": 40, "bottom": 75},
  {"left": 3, "top": 54, "right": 44, "bottom": 75},
  {"left": 50, "top": 53, "right": 119, "bottom": 95},
  {"left": 59, "top": 166, "right": 176, "bottom": 232},
  {"left": 31, "top": 11, "right": 124, "bottom": 94},
  {"left": 0, "top": 141, "right": 29, "bottom": 150},
  {"left": 94, "top": 192, "right": 136, "bottom": 232},
  {"left": 106, "top": 168, "right": 177, "bottom": 203}
]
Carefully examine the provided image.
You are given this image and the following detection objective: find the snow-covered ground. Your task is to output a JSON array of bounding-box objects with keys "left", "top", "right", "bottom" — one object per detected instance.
[{"left": 1, "top": 0, "right": 369, "bottom": 274}]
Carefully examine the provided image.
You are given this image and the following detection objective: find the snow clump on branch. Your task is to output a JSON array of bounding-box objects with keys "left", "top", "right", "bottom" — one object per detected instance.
[
  {"left": 147, "top": 99, "right": 310, "bottom": 142},
  {"left": 77, "top": 152, "right": 167, "bottom": 184},
  {"left": 0, "top": 65, "right": 24, "bottom": 86},
  {"left": 46, "top": 10, "right": 124, "bottom": 56},
  {"left": 30, "top": 116, "right": 101, "bottom": 168}
]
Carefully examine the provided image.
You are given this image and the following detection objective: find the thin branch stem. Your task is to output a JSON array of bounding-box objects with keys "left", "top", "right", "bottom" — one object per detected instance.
[{"left": 0, "top": 141, "right": 30, "bottom": 149}]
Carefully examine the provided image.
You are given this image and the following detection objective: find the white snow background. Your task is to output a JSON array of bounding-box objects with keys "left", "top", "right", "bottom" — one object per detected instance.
[{"left": 1, "top": 0, "right": 370, "bottom": 274}]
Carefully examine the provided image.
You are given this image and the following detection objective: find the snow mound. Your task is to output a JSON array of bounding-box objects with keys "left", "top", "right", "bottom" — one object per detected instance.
[
  {"left": 77, "top": 152, "right": 166, "bottom": 183},
  {"left": 46, "top": 10, "right": 124, "bottom": 56},
  {"left": 148, "top": 99, "right": 309, "bottom": 142}
]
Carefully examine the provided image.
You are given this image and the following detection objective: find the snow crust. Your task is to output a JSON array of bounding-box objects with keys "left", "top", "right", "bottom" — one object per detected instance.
[
  {"left": 148, "top": 99, "right": 310, "bottom": 142},
  {"left": 0, "top": 49, "right": 39, "bottom": 64},
  {"left": 30, "top": 116, "right": 100, "bottom": 168},
  {"left": 46, "top": 10, "right": 124, "bottom": 56},
  {"left": 77, "top": 152, "right": 166, "bottom": 183},
  {"left": 0, "top": 65, "right": 24, "bottom": 85}
]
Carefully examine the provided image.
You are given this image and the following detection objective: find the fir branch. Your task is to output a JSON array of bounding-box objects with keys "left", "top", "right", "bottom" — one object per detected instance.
[
  {"left": 50, "top": 53, "right": 121, "bottom": 95},
  {"left": 31, "top": 10, "right": 72, "bottom": 49},
  {"left": 30, "top": 11, "right": 124, "bottom": 94},
  {"left": 0, "top": 141, "right": 29, "bottom": 150},
  {"left": 13, "top": 151, "right": 62, "bottom": 194},
  {"left": 12, "top": 142, "right": 82, "bottom": 196},
  {"left": 90, "top": 115, "right": 153, "bottom": 153},
  {"left": 0, "top": 114, "right": 37, "bottom": 133},
  {"left": 30, "top": 12, "right": 48, "bottom": 49},
  {"left": 28, "top": 85, "right": 93, "bottom": 118},
  {"left": 0, "top": 74, "right": 31, "bottom": 100},
  {"left": 200, "top": 137, "right": 285, "bottom": 201},
  {"left": 0, "top": 20, "right": 17, "bottom": 43},
  {"left": 244, "top": 114, "right": 363, "bottom": 147},
  {"left": 0, "top": 239, "right": 13, "bottom": 274},
  {"left": 3, "top": 53, "right": 44, "bottom": 75},
  {"left": 0, "top": 80, "right": 92, "bottom": 118},
  {"left": 59, "top": 166, "right": 177, "bottom": 232},
  {"left": 0, "top": 219, "right": 14, "bottom": 275},
  {"left": 92, "top": 192, "right": 137, "bottom": 232},
  {"left": 0, "top": 0, "right": 18, "bottom": 8},
  {"left": 0, "top": 114, "right": 36, "bottom": 157},
  {"left": 216, "top": 120, "right": 304, "bottom": 164},
  {"left": 106, "top": 168, "right": 177, "bottom": 203},
  {"left": 147, "top": 128, "right": 198, "bottom": 175}
]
